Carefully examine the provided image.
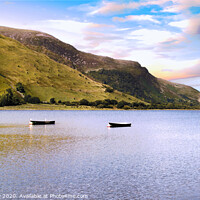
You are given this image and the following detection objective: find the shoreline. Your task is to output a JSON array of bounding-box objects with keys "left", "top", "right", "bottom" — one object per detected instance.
[
  {"left": 0, "top": 104, "right": 199, "bottom": 111},
  {"left": 0, "top": 104, "right": 115, "bottom": 111}
]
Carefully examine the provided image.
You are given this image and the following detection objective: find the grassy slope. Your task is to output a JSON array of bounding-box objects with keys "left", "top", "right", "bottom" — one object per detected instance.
[
  {"left": 158, "top": 78, "right": 200, "bottom": 102},
  {"left": 0, "top": 26, "right": 199, "bottom": 104},
  {"left": 0, "top": 35, "right": 144, "bottom": 103}
]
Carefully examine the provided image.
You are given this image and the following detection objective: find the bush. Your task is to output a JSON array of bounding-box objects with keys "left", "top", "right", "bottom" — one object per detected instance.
[
  {"left": 94, "top": 100, "right": 103, "bottom": 106},
  {"left": 71, "top": 101, "right": 79, "bottom": 106},
  {"left": 110, "top": 100, "right": 118, "bottom": 105},
  {"left": 29, "top": 97, "right": 40, "bottom": 104},
  {"left": 88, "top": 101, "right": 96, "bottom": 106},
  {"left": 79, "top": 99, "right": 89, "bottom": 105},
  {"left": 117, "top": 100, "right": 128, "bottom": 109},
  {"left": 50, "top": 98, "right": 56, "bottom": 104},
  {"left": 64, "top": 101, "right": 71, "bottom": 106},
  {"left": 24, "top": 95, "right": 32, "bottom": 103},
  {"left": 123, "top": 105, "right": 131, "bottom": 110},
  {"left": 105, "top": 87, "right": 114, "bottom": 93}
]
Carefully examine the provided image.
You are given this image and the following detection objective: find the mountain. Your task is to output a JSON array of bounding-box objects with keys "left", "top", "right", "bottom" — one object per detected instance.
[
  {"left": 0, "top": 34, "right": 143, "bottom": 103},
  {"left": 0, "top": 26, "right": 199, "bottom": 104}
]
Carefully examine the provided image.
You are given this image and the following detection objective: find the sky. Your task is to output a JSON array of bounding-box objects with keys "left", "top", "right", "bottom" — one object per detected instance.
[{"left": 0, "top": 0, "right": 200, "bottom": 80}]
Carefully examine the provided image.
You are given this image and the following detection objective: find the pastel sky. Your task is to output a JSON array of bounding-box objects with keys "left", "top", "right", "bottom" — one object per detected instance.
[{"left": 0, "top": 0, "right": 200, "bottom": 80}]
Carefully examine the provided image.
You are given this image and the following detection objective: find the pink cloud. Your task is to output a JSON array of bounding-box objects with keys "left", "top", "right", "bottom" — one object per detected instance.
[
  {"left": 186, "top": 14, "right": 200, "bottom": 35},
  {"left": 163, "top": 0, "right": 200, "bottom": 12},
  {"left": 113, "top": 15, "right": 160, "bottom": 24},
  {"left": 88, "top": 23, "right": 114, "bottom": 29},
  {"left": 90, "top": 0, "right": 200, "bottom": 15},
  {"left": 169, "top": 14, "right": 200, "bottom": 35},
  {"left": 89, "top": 1, "right": 140, "bottom": 15},
  {"left": 182, "top": 60, "right": 200, "bottom": 77}
]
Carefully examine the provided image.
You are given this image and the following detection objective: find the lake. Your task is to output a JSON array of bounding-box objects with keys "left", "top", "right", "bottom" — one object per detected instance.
[{"left": 0, "top": 110, "right": 200, "bottom": 200}]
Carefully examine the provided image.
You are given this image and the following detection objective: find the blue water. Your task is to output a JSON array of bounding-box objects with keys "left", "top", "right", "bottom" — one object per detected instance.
[{"left": 0, "top": 110, "right": 200, "bottom": 200}]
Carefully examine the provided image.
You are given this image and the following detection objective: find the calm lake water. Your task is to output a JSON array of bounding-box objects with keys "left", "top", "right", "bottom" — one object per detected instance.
[{"left": 0, "top": 110, "right": 200, "bottom": 200}]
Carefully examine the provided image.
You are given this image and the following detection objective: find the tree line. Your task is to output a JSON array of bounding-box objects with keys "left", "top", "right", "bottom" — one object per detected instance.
[
  {"left": 0, "top": 82, "right": 199, "bottom": 109},
  {"left": 48, "top": 98, "right": 200, "bottom": 110}
]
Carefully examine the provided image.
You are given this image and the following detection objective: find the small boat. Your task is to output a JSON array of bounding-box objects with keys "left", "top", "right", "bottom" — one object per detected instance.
[
  {"left": 29, "top": 120, "right": 55, "bottom": 125},
  {"left": 107, "top": 122, "right": 131, "bottom": 128}
]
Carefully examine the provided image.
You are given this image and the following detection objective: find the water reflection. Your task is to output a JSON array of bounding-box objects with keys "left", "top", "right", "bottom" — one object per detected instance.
[{"left": 0, "top": 110, "right": 200, "bottom": 199}]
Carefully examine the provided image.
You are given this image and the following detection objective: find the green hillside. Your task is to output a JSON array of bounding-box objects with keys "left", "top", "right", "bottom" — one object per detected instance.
[
  {"left": 0, "top": 34, "right": 144, "bottom": 103},
  {"left": 0, "top": 26, "right": 199, "bottom": 105}
]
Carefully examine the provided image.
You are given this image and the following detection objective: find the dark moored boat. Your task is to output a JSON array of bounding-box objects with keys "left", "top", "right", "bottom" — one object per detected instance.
[
  {"left": 29, "top": 120, "right": 55, "bottom": 125},
  {"left": 107, "top": 122, "right": 131, "bottom": 127}
]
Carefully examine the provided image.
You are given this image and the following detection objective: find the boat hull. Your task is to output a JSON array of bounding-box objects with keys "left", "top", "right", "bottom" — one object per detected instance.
[
  {"left": 108, "top": 122, "right": 131, "bottom": 127},
  {"left": 29, "top": 120, "right": 55, "bottom": 125}
]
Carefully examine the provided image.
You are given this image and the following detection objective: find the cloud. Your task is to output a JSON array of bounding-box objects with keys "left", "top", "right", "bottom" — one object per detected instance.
[
  {"left": 169, "top": 19, "right": 189, "bottom": 29},
  {"left": 113, "top": 15, "right": 160, "bottom": 24},
  {"left": 115, "top": 27, "right": 132, "bottom": 31},
  {"left": 163, "top": 0, "right": 200, "bottom": 13},
  {"left": 128, "top": 29, "right": 178, "bottom": 46},
  {"left": 89, "top": 0, "right": 175, "bottom": 16},
  {"left": 162, "top": 69, "right": 174, "bottom": 72},
  {"left": 186, "top": 14, "right": 200, "bottom": 35},
  {"left": 89, "top": 1, "right": 140, "bottom": 15},
  {"left": 89, "top": 0, "right": 200, "bottom": 16},
  {"left": 159, "top": 35, "right": 187, "bottom": 49},
  {"left": 150, "top": 58, "right": 199, "bottom": 79},
  {"left": 173, "top": 0, "right": 200, "bottom": 10},
  {"left": 88, "top": 23, "right": 114, "bottom": 29},
  {"left": 182, "top": 60, "right": 200, "bottom": 77},
  {"left": 168, "top": 14, "right": 200, "bottom": 35},
  {"left": 162, "top": 6, "right": 180, "bottom": 13},
  {"left": 39, "top": 19, "right": 91, "bottom": 33}
]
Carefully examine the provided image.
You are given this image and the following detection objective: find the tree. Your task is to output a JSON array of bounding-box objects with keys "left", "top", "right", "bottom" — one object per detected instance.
[
  {"left": 79, "top": 99, "right": 89, "bottom": 105},
  {"left": 29, "top": 97, "right": 40, "bottom": 104},
  {"left": 24, "top": 94, "right": 40, "bottom": 104},
  {"left": 0, "top": 89, "right": 22, "bottom": 106},
  {"left": 15, "top": 82, "right": 25, "bottom": 93},
  {"left": 110, "top": 100, "right": 118, "bottom": 105},
  {"left": 50, "top": 98, "right": 56, "bottom": 104},
  {"left": 94, "top": 100, "right": 103, "bottom": 106},
  {"left": 117, "top": 100, "right": 128, "bottom": 109},
  {"left": 5, "top": 89, "right": 13, "bottom": 105},
  {"left": 105, "top": 87, "right": 114, "bottom": 93},
  {"left": 24, "top": 95, "right": 32, "bottom": 103}
]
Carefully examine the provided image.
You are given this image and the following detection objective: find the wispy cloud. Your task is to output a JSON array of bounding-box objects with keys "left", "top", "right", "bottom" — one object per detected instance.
[
  {"left": 128, "top": 29, "right": 178, "bottom": 46},
  {"left": 89, "top": 0, "right": 174, "bottom": 15},
  {"left": 168, "top": 14, "right": 200, "bottom": 35},
  {"left": 113, "top": 15, "right": 160, "bottom": 24},
  {"left": 169, "top": 19, "right": 189, "bottom": 29},
  {"left": 89, "top": 1, "right": 140, "bottom": 15}
]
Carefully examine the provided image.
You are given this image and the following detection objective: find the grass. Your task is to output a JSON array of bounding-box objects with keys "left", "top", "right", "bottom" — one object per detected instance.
[
  {"left": 0, "top": 104, "right": 119, "bottom": 110},
  {"left": 0, "top": 34, "right": 145, "bottom": 103},
  {"left": 0, "top": 76, "right": 10, "bottom": 95}
]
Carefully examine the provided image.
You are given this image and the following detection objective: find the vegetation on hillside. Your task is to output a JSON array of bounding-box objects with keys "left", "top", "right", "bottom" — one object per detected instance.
[
  {"left": 0, "top": 34, "right": 143, "bottom": 105},
  {"left": 88, "top": 69, "right": 200, "bottom": 104}
]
